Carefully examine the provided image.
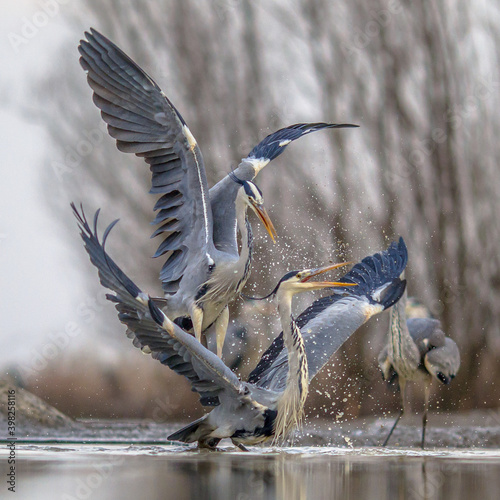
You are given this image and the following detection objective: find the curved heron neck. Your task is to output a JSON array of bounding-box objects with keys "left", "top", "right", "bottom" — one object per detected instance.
[
  {"left": 389, "top": 292, "right": 420, "bottom": 370},
  {"left": 234, "top": 192, "right": 252, "bottom": 263},
  {"left": 274, "top": 289, "right": 309, "bottom": 442}
]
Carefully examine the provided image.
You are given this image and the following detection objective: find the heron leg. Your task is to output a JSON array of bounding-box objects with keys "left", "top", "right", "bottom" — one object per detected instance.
[
  {"left": 190, "top": 304, "right": 204, "bottom": 344},
  {"left": 232, "top": 441, "right": 249, "bottom": 452},
  {"left": 383, "top": 378, "right": 406, "bottom": 447},
  {"left": 215, "top": 306, "right": 229, "bottom": 358},
  {"left": 421, "top": 382, "right": 431, "bottom": 449}
]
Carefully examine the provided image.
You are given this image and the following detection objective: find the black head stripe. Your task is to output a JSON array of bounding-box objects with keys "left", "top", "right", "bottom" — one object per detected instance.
[
  {"left": 242, "top": 270, "right": 300, "bottom": 301},
  {"left": 243, "top": 181, "right": 254, "bottom": 198},
  {"left": 249, "top": 181, "right": 263, "bottom": 198},
  {"left": 281, "top": 270, "right": 300, "bottom": 282},
  {"left": 243, "top": 181, "right": 263, "bottom": 201}
]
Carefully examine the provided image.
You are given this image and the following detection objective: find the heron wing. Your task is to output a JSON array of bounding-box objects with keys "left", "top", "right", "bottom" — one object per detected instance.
[
  {"left": 79, "top": 29, "right": 214, "bottom": 295},
  {"left": 73, "top": 205, "right": 242, "bottom": 406},
  {"left": 407, "top": 317, "right": 446, "bottom": 356},
  {"left": 243, "top": 122, "right": 359, "bottom": 171},
  {"left": 210, "top": 123, "right": 359, "bottom": 252},
  {"left": 249, "top": 238, "right": 408, "bottom": 390}
]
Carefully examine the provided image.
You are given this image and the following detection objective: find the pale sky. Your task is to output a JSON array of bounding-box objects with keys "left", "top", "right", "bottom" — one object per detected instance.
[{"left": 0, "top": 1, "right": 90, "bottom": 367}]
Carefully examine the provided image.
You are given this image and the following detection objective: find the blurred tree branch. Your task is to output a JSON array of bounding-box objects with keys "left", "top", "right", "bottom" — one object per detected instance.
[{"left": 35, "top": 0, "right": 500, "bottom": 417}]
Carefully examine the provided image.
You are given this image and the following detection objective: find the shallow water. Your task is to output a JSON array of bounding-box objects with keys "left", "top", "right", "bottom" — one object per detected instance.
[
  {"left": 2, "top": 416, "right": 500, "bottom": 499},
  {"left": 3, "top": 443, "right": 500, "bottom": 500}
]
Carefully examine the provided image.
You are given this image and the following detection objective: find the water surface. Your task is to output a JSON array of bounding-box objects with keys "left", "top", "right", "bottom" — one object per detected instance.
[{"left": 4, "top": 443, "right": 500, "bottom": 500}]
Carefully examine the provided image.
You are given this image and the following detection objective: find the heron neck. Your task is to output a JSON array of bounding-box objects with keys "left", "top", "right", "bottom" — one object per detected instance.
[
  {"left": 274, "top": 290, "right": 309, "bottom": 442},
  {"left": 389, "top": 292, "right": 419, "bottom": 370},
  {"left": 234, "top": 194, "right": 252, "bottom": 265}
]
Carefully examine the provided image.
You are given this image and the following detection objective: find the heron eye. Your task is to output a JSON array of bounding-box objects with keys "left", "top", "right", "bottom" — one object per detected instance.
[
  {"left": 436, "top": 372, "right": 449, "bottom": 384},
  {"left": 208, "top": 263, "right": 215, "bottom": 272}
]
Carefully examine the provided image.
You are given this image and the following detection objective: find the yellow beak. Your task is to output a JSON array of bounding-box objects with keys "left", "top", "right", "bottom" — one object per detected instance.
[
  {"left": 252, "top": 204, "right": 277, "bottom": 243},
  {"left": 299, "top": 262, "right": 356, "bottom": 289}
]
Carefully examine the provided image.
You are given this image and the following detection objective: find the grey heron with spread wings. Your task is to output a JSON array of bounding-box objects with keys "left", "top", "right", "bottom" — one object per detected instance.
[
  {"left": 73, "top": 205, "right": 406, "bottom": 449},
  {"left": 78, "top": 28, "right": 358, "bottom": 356},
  {"left": 378, "top": 290, "right": 460, "bottom": 448}
]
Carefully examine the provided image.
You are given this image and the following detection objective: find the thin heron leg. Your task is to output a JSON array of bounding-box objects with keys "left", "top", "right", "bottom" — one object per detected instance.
[
  {"left": 421, "top": 382, "right": 431, "bottom": 449},
  {"left": 215, "top": 306, "right": 229, "bottom": 358},
  {"left": 383, "top": 378, "right": 406, "bottom": 447},
  {"left": 234, "top": 442, "right": 249, "bottom": 452}
]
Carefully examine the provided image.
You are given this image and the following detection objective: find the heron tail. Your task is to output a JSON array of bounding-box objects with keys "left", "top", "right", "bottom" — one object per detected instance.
[{"left": 168, "top": 415, "right": 209, "bottom": 443}]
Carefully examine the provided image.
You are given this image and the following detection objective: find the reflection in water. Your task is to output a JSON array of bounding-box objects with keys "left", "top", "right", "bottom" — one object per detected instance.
[{"left": 10, "top": 446, "right": 500, "bottom": 500}]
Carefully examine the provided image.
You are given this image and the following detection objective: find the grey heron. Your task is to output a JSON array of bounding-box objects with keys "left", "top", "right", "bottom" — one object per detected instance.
[
  {"left": 78, "top": 28, "right": 358, "bottom": 356},
  {"left": 378, "top": 290, "right": 460, "bottom": 448},
  {"left": 73, "top": 204, "right": 407, "bottom": 448}
]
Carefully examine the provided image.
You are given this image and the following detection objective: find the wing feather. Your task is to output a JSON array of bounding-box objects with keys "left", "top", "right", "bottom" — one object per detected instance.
[
  {"left": 72, "top": 205, "right": 242, "bottom": 406},
  {"left": 79, "top": 29, "right": 215, "bottom": 294},
  {"left": 248, "top": 239, "right": 408, "bottom": 389}
]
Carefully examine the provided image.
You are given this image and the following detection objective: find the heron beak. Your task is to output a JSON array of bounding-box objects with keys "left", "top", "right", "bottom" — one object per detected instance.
[
  {"left": 299, "top": 262, "right": 356, "bottom": 290},
  {"left": 252, "top": 204, "right": 277, "bottom": 243}
]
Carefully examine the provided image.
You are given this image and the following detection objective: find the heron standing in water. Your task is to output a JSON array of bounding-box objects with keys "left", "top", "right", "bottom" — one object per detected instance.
[
  {"left": 73, "top": 205, "right": 406, "bottom": 449},
  {"left": 378, "top": 289, "right": 460, "bottom": 448},
  {"left": 78, "top": 28, "right": 358, "bottom": 355}
]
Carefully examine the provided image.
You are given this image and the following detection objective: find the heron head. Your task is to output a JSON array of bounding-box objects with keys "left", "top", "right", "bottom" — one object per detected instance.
[
  {"left": 425, "top": 363, "right": 455, "bottom": 385},
  {"left": 277, "top": 262, "right": 356, "bottom": 294},
  {"left": 423, "top": 338, "right": 460, "bottom": 385},
  {"left": 246, "top": 262, "right": 355, "bottom": 300},
  {"left": 232, "top": 174, "right": 277, "bottom": 242}
]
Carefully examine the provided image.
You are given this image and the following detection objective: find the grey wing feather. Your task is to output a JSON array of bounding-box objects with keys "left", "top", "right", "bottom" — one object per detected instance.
[
  {"left": 407, "top": 317, "right": 446, "bottom": 356},
  {"left": 246, "top": 122, "right": 358, "bottom": 162},
  {"left": 210, "top": 122, "right": 359, "bottom": 253},
  {"left": 249, "top": 238, "right": 408, "bottom": 388},
  {"left": 79, "top": 29, "right": 214, "bottom": 294},
  {"left": 257, "top": 296, "right": 378, "bottom": 392},
  {"left": 72, "top": 204, "right": 242, "bottom": 406}
]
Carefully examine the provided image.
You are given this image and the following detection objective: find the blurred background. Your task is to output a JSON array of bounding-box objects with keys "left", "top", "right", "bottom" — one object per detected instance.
[{"left": 1, "top": 0, "right": 499, "bottom": 424}]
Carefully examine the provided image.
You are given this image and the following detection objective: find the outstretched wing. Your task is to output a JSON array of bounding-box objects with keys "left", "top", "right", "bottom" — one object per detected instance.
[
  {"left": 78, "top": 29, "right": 214, "bottom": 295},
  {"left": 248, "top": 238, "right": 408, "bottom": 390},
  {"left": 72, "top": 204, "right": 243, "bottom": 406},
  {"left": 210, "top": 122, "right": 359, "bottom": 253},
  {"left": 243, "top": 122, "right": 359, "bottom": 173}
]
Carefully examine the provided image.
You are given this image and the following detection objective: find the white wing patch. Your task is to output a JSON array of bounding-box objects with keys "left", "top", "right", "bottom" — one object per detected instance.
[
  {"left": 182, "top": 124, "right": 198, "bottom": 150},
  {"left": 248, "top": 157, "right": 270, "bottom": 175},
  {"left": 181, "top": 124, "right": 210, "bottom": 245},
  {"left": 371, "top": 283, "right": 391, "bottom": 302},
  {"left": 363, "top": 303, "right": 384, "bottom": 322}
]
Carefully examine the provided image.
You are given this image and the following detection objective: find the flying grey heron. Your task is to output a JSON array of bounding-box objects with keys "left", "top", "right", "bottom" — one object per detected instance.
[
  {"left": 78, "top": 28, "right": 358, "bottom": 356},
  {"left": 378, "top": 289, "right": 460, "bottom": 448},
  {"left": 73, "top": 204, "right": 407, "bottom": 448}
]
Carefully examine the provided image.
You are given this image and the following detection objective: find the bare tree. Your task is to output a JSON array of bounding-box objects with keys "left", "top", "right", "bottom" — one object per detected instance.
[{"left": 35, "top": 0, "right": 500, "bottom": 418}]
